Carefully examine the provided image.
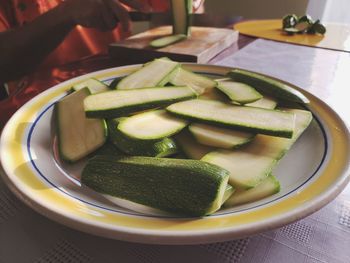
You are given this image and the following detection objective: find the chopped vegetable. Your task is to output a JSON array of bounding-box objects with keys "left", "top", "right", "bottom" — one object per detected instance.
[
  {"left": 53, "top": 57, "right": 313, "bottom": 216},
  {"left": 81, "top": 155, "right": 230, "bottom": 216},
  {"left": 150, "top": 34, "right": 187, "bottom": 48},
  {"left": 228, "top": 68, "right": 310, "bottom": 104},
  {"left": 282, "top": 14, "right": 326, "bottom": 35},
  {"left": 84, "top": 86, "right": 197, "bottom": 119},
  {"left": 167, "top": 99, "right": 296, "bottom": 138},
  {"left": 55, "top": 88, "right": 107, "bottom": 162}
]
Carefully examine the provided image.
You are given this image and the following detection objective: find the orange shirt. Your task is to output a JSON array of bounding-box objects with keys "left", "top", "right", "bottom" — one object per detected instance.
[
  {"left": 0, "top": 0, "right": 169, "bottom": 127},
  {"left": 0, "top": 0, "right": 169, "bottom": 68}
]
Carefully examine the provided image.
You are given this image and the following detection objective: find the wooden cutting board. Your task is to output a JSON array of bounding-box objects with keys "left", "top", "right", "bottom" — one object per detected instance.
[
  {"left": 234, "top": 19, "right": 350, "bottom": 53},
  {"left": 109, "top": 26, "right": 239, "bottom": 63}
]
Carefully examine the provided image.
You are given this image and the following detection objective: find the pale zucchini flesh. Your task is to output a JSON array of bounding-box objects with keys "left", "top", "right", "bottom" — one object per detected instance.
[
  {"left": 175, "top": 130, "right": 215, "bottom": 160},
  {"left": 118, "top": 109, "right": 188, "bottom": 140},
  {"left": 202, "top": 109, "right": 312, "bottom": 189},
  {"left": 116, "top": 58, "right": 179, "bottom": 90},
  {"left": 245, "top": 95, "right": 278, "bottom": 109},
  {"left": 203, "top": 149, "right": 277, "bottom": 189},
  {"left": 169, "top": 68, "right": 216, "bottom": 95},
  {"left": 216, "top": 80, "right": 262, "bottom": 104},
  {"left": 72, "top": 78, "right": 109, "bottom": 94},
  {"left": 224, "top": 175, "right": 280, "bottom": 207},
  {"left": 84, "top": 86, "right": 197, "bottom": 119},
  {"left": 199, "top": 88, "right": 229, "bottom": 102},
  {"left": 228, "top": 68, "right": 310, "bottom": 104},
  {"left": 108, "top": 118, "right": 178, "bottom": 157},
  {"left": 189, "top": 123, "right": 254, "bottom": 149},
  {"left": 56, "top": 88, "right": 107, "bottom": 162},
  {"left": 81, "top": 155, "right": 229, "bottom": 216},
  {"left": 167, "top": 99, "right": 296, "bottom": 138},
  {"left": 150, "top": 34, "right": 187, "bottom": 48}
]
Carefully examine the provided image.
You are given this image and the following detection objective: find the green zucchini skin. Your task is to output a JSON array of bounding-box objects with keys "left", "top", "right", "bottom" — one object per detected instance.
[
  {"left": 202, "top": 109, "right": 312, "bottom": 189},
  {"left": 216, "top": 81, "right": 263, "bottom": 104},
  {"left": 228, "top": 69, "right": 310, "bottom": 104},
  {"left": 222, "top": 184, "right": 235, "bottom": 204},
  {"left": 84, "top": 87, "right": 197, "bottom": 119},
  {"left": 171, "top": 0, "right": 193, "bottom": 36},
  {"left": 167, "top": 99, "right": 295, "bottom": 138},
  {"left": 224, "top": 175, "right": 280, "bottom": 207},
  {"left": 108, "top": 118, "right": 178, "bottom": 157},
  {"left": 108, "top": 77, "right": 123, "bottom": 89},
  {"left": 86, "top": 99, "right": 183, "bottom": 119},
  {"left": 150, "top": 34, "right": 187, "bottom": 48},
  {"left": 92, "top": 142, "right": 124, "bottom": 157},
  {"left": 81, "top": 155, "right": 229, "bottom": 217}
]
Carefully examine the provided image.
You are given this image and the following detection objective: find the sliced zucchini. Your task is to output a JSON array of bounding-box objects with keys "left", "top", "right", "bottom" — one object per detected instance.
[
  {"left": 189, "top": 123, "right": 254, "bottom": 149},
  {"left": 166, "top": 99, "right": 295, "bottom": 138},
  {"left": 55, "top": 88, "right": 107, "bottom": 162},
  {"left": 294, "top": 21, "right": 311, "bottom": 33},
  {"left": 202, "top": 109, "right": 312, "bottom": 188},
  {"left": 150, "top": 34, "right": 187, "bottom": 48},
  {"left": 298, "top": 14, "right": 313, "bottom": 24},
  {"left": 228, "top": 68, "right": 310, "bottom": 104},
  {"left": 84, "top": 86, "right": 197, "bottom": 119},
  {"left": 283, "top": 27, "right": 300, "bottom": 35},
  {"left": 108, "top": 118, "right": 177, "bottom": 157},
  {"left": 199, "top": 88, "right": 229, "bottom": 102},
  {"left": 216, "top": 80, "right": 262, "bottom": 104},
  {"left": 224, "top": 175, "right": 280, "bottom": 207},
  {"left": 118, "top": 109, "right": 188, "bottom": 140},
  {"left": 171, "top": 0, "right": 192, "bottom": 36},
  {"left": 245, "top": 95, "right": 278, "bottom": 109},
  {"left": 203, "top": 149, "right": 277, "bottom": 189},
  {"left": 93, "top": 142, "right": 124, "bottom": 157},
  {"left": 108, "top": 77, "right": 123, "bottom": 89},
  {"left": 282, "top": 14, "right": 298, "bottom": 29},
  {"left": 72, "top": 78, "right": 109, "bottom": 94},
  {"left": 116, "top": 58, "right": 179, "bottom": 90},
  {"left": 222, "top": 184, "right": 235, "bottom": 204},
  {"left": 169, "top": 68, "right": 216, "bottom": 95},
  {"left": 81, "top": 155, "right": 230, "bottom": 216},
  {"left": 310, "top": 20, "right": 326, "bottom": 34},
  {"left": 175, "top": 130, "right": 215, "bottom": 160}
]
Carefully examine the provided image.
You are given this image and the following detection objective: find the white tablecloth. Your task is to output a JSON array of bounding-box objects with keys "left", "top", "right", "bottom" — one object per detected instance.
[{"left": 1, "top": 39, "right": 350, "bottom": 263}]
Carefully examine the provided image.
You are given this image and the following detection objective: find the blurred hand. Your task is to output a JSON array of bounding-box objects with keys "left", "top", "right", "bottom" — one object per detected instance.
[
  {"left": 63, "top": 0, "right": 151, "bottom": 32},
  {"left": 192, "top": 0, "right": 205, "bottom": 13}
]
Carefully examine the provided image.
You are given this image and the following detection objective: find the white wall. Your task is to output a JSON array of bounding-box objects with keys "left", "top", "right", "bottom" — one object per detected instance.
[
  {"left": 307, "top": 0, "right": 350, "bottom": 24},
  {"left": 204, "top": 0, "right": 309, "bottom": 19}
]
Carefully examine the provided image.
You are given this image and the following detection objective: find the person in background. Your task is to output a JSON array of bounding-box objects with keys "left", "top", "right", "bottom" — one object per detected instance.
[
  {"left": 0, "top": 0, "right": 204, "bottom": 127},
  {"left": 0, "top": 0, "right": 159, "bottom": 83}
]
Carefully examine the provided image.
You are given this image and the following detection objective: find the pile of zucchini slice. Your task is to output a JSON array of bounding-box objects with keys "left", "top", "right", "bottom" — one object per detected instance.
[
  {"left": 55, "top": 57, "right": 312, "bottom": 217},
  {"left": 282, "top": 14, "right": 326, "bottom": 35}
]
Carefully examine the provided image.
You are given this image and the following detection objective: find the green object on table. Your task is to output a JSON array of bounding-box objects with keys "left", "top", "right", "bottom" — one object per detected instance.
[
  {"left": 282, "top": 14, "right": 298, "bottom": 29},
  {"left": 282, "top": 14, "right": 326, "bottom": 35}
]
